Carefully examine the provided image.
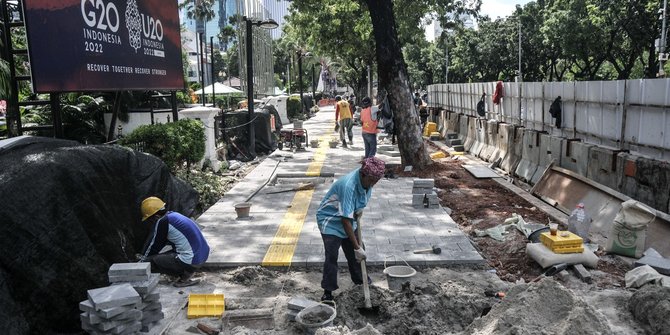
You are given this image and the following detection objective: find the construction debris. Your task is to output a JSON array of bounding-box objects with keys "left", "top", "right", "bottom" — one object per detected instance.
[
  {"left": 634, "top": 247, "right": 670, "bottom": 275},
  {"left": 222, "top": 308, "right": 274, "bottom": 330}
]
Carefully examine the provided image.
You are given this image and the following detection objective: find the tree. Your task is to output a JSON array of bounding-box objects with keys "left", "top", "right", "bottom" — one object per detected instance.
[{"left": 363, "top": 0, "right": 432, "bottom": 169}]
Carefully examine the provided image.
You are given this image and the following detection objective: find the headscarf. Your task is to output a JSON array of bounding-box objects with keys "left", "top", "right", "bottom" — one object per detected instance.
[{"left": 360, "top": 157, "right": 386, "bottom": 179}]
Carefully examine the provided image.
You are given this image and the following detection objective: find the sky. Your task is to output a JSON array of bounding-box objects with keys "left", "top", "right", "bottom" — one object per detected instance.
[{"left": 480, "top": 0, "right": 533, "bottom": 20}]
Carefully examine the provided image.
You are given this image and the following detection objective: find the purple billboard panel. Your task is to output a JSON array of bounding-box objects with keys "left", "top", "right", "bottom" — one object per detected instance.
[{"left": 22, "top": 0, "right": 184, "bottom": 92}]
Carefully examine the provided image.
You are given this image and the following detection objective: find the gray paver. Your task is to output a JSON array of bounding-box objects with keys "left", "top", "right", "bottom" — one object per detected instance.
[
  {"left": 108, "top": 263, "right": 151, "bottom": 279},
  {"left": 634, "top": 255, "right": 670, "bottom": 275},
  {"left": 79, "top": 299, "right": 137, "bottom": 319},
  {"left": 87, "top": 284, "right": 141, "bottom": 310},
  {"left": 112, "top": 273, "right": 160, "bottom": 295},
  {"left": 287, "top": 296, "right": 319, "bottom": 311}
]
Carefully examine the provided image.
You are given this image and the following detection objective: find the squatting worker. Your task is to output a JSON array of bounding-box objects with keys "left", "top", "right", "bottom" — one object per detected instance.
[
  {"left": 316, "top": 157, "right": 386, "bottom": 303},
  {"left": 139, "top": 197, "right": 210, "bottom": 287}
]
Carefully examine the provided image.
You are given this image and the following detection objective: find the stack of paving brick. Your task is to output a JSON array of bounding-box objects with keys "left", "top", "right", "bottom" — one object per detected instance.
[
  {"left": 411, "top": 178, "right": 439, "bottom": 209},
  {"left": 109, "top": 263, "right": 164, "bottom": 332},
  {"left": 79, "top": 283, "right": 143, "bottom": 334},
  {"left": 79, "top": 263, "right": 164, "bottom": 334}
]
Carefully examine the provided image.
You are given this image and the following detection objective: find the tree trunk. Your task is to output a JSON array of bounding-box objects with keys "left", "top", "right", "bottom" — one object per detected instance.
[{"left": 364, "top": 0, "right": 431, "bottom": 169}]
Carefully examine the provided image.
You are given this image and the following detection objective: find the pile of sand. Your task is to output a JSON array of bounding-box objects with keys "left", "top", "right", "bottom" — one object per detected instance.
[
  {"left": 466, "top": 278, "right": 612, "bottom": 334},
  {"left": 229, "top": 266, "right": 278, "bottom": 285},
  {"left": 628, "top": 284, "right": 670, "bottom": 335}
]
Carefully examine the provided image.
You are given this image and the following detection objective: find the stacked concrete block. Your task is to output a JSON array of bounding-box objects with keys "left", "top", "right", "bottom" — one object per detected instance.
[
  {"left": 412, "top": 179, "right": 439, "bottom": 209},
  {"left": 79, "top": 284, "right": 142, "bottom": 334},
  {"left": 109, "top": 263, "right": 164, "bottom": 332}
]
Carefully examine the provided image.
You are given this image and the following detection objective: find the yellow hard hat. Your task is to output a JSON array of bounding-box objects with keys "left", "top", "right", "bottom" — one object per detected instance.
[{"left": 141, "top": 197, "right": 166, "bottom": 221}]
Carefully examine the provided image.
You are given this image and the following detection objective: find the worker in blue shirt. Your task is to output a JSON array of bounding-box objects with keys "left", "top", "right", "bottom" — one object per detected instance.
[
  {"left": 316, "top": 157, "right": 386, "bottom": 302},
  {"left": 139, "top": 197, "right": 210, "bottom": 287}
]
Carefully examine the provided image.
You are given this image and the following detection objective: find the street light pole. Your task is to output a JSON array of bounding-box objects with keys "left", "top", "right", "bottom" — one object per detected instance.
[
  {"left": 298, "top": 51, "right": 304, "bottom": 113},
  {"left": 199, "top": 32, "right": 206, "bottom": 106},
  {"left": 243, "top": 16, "right": 278, "bottom": 158},
  {"left": 660, "top": 0, "right": 668, "bottom": 77},
  {"left": 312, "top": 64, "right": 316, "bottom": 100}
]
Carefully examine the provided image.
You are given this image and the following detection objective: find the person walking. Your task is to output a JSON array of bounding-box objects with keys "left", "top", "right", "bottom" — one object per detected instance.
[
  {"left": 316, "top": 157, "right": 386, "bottom": 303},
  {"left": 335, "top": 95, "right": 353, "bottom": 147},
  {"left": 139, "top": 196, "right": 210, "bottom": 287},
  {"left": 360, "top": 97, "right": 379, "bottom": 158}
]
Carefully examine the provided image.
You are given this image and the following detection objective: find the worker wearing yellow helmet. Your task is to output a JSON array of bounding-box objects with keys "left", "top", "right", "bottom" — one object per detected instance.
[{"left": 139, "top": 196, "right": 210, "bottom": 287}]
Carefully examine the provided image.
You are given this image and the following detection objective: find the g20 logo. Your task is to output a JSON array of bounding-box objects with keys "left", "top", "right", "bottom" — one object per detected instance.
[{"left": 81, "top": 0, "right": 120, "bottom": 33}]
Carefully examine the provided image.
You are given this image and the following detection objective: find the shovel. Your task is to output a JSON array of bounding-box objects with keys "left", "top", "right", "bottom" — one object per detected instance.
[{"left": 355, "top": 213, "right": 373, "bottom": 311}]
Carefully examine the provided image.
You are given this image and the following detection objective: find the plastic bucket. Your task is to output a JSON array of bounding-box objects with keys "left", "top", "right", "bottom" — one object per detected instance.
[
  {"left": 294, "top": 120, "right": 304, "bottom": 129},
  {"left": 295, "top": 304, "right": 336, "bottom": 335},
  {"left": 383, "top": 257, "right": 416, "bottom": 291},
  {"left": 329, "top": 141, "right": 338, "bottom": 148},
  {"left": 234, "top": 202, "right": 252, "bottom": 218},
  {"left": 310, "top": 140, "right": 319, "bottom": 148}
]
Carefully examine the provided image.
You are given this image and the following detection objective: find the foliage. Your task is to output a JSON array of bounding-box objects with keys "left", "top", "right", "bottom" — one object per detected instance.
[
  {"left": 175, "top": 167, "right": 228, "bottom": 214},
  {"left": 119, "top": 119, "right": 205, "bottom": 171},
  {"left": 286, "top": 96, "right": 303, "bottom": 120}
]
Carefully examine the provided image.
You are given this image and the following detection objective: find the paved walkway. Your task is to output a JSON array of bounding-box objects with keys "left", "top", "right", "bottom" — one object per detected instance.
[{"left": 198, "top": 105, "right": 484, "bottom": 268}]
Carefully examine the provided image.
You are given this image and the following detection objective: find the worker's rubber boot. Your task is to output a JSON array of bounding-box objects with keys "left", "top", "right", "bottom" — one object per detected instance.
[
  {"left": 173, "top": 272, "right": 200, "bottom": 287},
  {"left": 342, "top": 140, "right": 348, "bottom": 148}
]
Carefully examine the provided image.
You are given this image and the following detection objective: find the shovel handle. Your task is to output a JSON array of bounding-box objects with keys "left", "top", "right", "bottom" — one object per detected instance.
[{"left": 356, "top": 214, "right": 372, "bottom": 309}]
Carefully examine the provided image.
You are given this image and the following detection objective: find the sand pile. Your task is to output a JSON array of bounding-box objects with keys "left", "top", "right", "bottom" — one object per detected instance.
[
  {"left": 628, "top": 284, "right": 670, "bottom": 335},
  {"left": 333, "top": 280, "right": 491, "bottom": 334},
  {"left": 316, "top": 324, "right": 382, "bottom": 334},
  {"left": 229, "top": 266, "right": 278, "bottom": 285},
  {"left": 466, "top": 278, "right": 612, "bottom": 334}
]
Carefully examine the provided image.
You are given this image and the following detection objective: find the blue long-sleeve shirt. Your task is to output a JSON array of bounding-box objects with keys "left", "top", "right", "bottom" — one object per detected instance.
[
  {"left": 140, "top": 212, "right": 210, "bottom": 265},
  {"left": 316, "top": 168, "right": 372, "bottom": 238}
]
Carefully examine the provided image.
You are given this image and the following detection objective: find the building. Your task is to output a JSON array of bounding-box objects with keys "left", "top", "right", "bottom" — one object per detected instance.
[
  {"left": 263, "top": 0, "right": 291, "bottom": 40},
  {"left": 180, "top": 0, "right": 239, "bottom": 51},
  {"left": 234, "top": 0, "right": 276, "bottom": 96}
]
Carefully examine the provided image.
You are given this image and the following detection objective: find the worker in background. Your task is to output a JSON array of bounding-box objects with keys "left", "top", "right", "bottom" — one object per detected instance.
[
  {"left": 316, "top": 157, "right": 386, "bottom": 303},
  {"left": 139, "top": 197, "right": 210, "bottom": 287},
  {"left": 335, "top": 95, "right": 354, "bottom": 148},
  {"left": 360, "top": 96, "right": 379, "bottom": 158}
]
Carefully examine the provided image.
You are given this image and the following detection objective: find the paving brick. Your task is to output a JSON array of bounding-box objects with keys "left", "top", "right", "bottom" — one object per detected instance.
[
  {"left": 411, "top": 187, "right": 434, "bottom": 194},
  {"left": 287, "top": 309, "right": 299, "bottom": 321},
  {"left": 87, "top": 284, "right": 141, "bottom": 310},
  {"left": 112, "top": 273, "right": 159, "bottom": 295},
  {"left": 412, "top": 178, "right": 434, "bottom": 188},
  {"left": 141, "top": 311, "right": 165, "bottom": 325},
  {"left": 643, "top": 247, "right": 663, "bottom": 258},
  {"left": 83, "top": 308, "right": 143, "bottom": 325},
  {"left": 287, "top": 296, "right": 319, "bottom": 311},
  {"left": 79, "top": 299, "right": 138, "bottom": 319},
  {"left": 571, "top": 264, "right": 592, "bottom": 283},
  {"left": 142, "top": 291, "right": 160, "bottom": 302},
  {"left": 140, "top": 301, "right": 162, "bottom": 312},
  {"left": 108, "top": 263, "right": 151, "bottom": 280},
  {"left": 634, "top": 255, "right": 670, "bottom": 275},
  {"left": 108, "top": 275, "right": 152, "bottom": 283}
]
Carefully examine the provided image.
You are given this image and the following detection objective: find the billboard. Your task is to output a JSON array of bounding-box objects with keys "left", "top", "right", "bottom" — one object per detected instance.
[{"left": 22, "top": 0, "right": 185, "bottom": 92}]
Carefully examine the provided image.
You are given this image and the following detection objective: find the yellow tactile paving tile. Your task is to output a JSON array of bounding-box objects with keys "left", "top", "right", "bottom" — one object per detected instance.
[{"left": 262, "top": 134, "right": 333, "bottom": 266}]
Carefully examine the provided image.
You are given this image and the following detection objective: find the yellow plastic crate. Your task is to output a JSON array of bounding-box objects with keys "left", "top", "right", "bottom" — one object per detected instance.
[
  {"left": 187, "top": 294, "right": 225, "bottom": 319},
  {"left": 540, "top": 231, "right": 584, "bottom": 254}
]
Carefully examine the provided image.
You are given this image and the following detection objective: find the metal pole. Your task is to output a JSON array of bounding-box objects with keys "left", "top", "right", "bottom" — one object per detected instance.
[
  {"left": 518, "top": 20, "right": 523, "bottom": 125},
  {"left": 367, "top": 65, "right": 371, "bottom": 99},
  {"left": 445, "top": 36, "right": 449, "bottom": 83},
  {"left": 245, "top": 18, "right": 256, "bottom": 157},
  {"left": 287, "top": 62, "right": 291, "bottom": 94},
  {"left": 211, "top": 36, "right": 215, "bottom": 107},
  {"left": 298, "top": 51, "right": 304, "bottom": 113},
  {"left": 660, "top": 0, "right": 668, "bottom": 77},
  {"left": 312, "top": 64, "right": 316, "bottom": 99},
  {"left": 199, "top": 32, "right": 205, "bottom": 106}
]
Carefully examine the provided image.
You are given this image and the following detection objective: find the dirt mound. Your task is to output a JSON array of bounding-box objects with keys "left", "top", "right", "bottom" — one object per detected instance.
[
  {"left": 628, "top": 285, "right": 670, "bottom": 335},
  {"left": 230, "top": 266, "right": 278, "bottom": 285},
  {"left": 466, "top": 278, "right": 612, "bottom": 334},
  {"left": 333, "top": 281, "right": 491, "bottom": 334},
  {"left": 316, "top": 324, "right": 382, "bottom": 334}
]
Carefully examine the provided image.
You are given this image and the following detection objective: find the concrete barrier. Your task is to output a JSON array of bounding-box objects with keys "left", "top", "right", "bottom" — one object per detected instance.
[
  {"left": 463, "top": 116, "right": 477, "bottom": 152},
  {"left": 586, "top": 146, "right": 624, "bottom": 191},
  {"left": 531, "top": 134, "right": 563, "bottom": 185},
  {"left": 500, "top": 125, "right": 524, "bottom": 174},
  {"left": 471, "top": 119, "right": 487, "bottom": 157},
  {"left": 618, "top": 153, "right": 670, "bottom": 213},
  {"left": 480, "top": 120, "right": 498, "bottom": 162},
  {"left": 438, "top": 110, "right": 448, "bottom": 138},
  {"left": 490, "top": 123, "right": 510, "bottom": 165},
  {"left": 447, "top": 112, "right": 460, "bottom": 133},
  {"left": 514, "top": 129, "right": 540, "bottom": 182},
  {"left": 560, "top": 140, "right": 593, "bottom": 177},
  {"left": 458, "top": 114, "right": 469, "bottom": 143}
]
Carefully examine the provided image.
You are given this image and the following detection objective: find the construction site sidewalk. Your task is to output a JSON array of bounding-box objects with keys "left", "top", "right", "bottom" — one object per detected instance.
[{"left": 197, "top": 105, "right": 484, "bottom": 268}]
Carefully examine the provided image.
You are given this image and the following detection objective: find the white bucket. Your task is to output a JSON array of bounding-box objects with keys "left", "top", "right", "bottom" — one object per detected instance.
[
  {"left": 295, "top": 304, "right": 336, "bottom": 335},
  {"left": 383, "top": 257, "right": 416, "bottom": 291}
]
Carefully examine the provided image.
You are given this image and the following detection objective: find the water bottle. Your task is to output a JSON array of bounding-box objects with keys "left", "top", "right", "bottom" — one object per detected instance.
[{"left": 568, "top": 203, "right": 591, "bottom": 242}]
